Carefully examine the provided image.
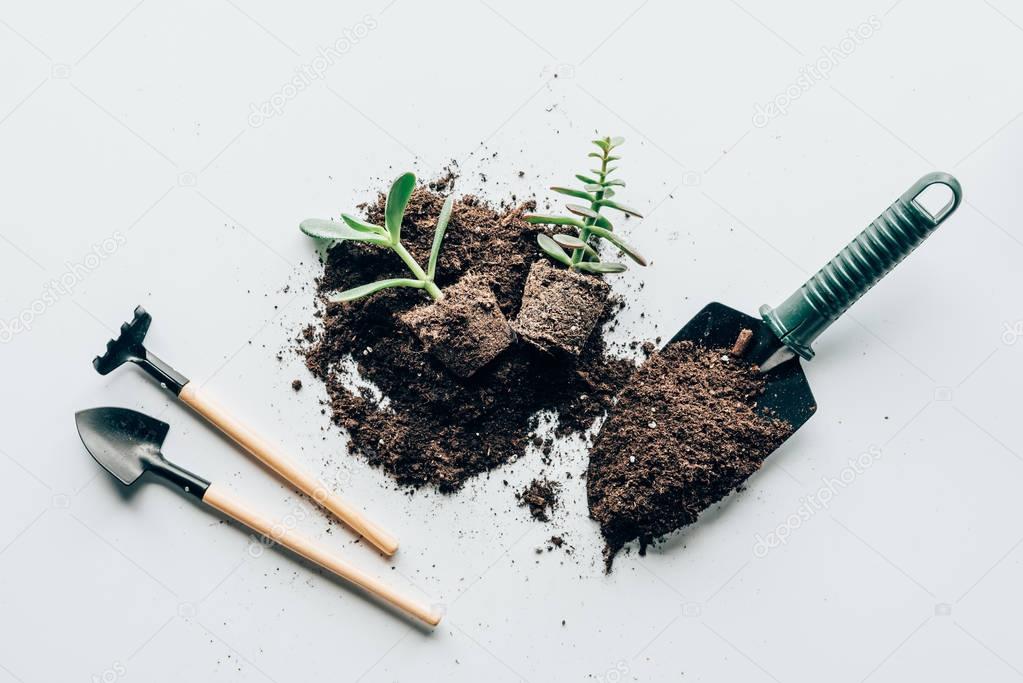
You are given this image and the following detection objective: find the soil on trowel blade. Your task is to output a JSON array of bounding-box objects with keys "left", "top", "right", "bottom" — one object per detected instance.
[
  {"left": 304, "top": 181, "right": 634, "bottom": 493},
  {"left": 587, "top": 341, "right": 794, "bottom": 570}
]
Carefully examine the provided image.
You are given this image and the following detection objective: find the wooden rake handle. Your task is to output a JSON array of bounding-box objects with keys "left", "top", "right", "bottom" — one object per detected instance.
[
  {"left": 179, "top": 383, "right": 399, "bottom": 556},
  {"left": 203, "top": 484, "right": 440, "bottom": 626}
]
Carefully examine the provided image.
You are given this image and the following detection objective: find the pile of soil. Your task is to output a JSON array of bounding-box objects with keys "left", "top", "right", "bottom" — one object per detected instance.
[
  {"left": 587, "top": 341, "right": 794, "bottom": 569},
  {"left": 517, "top": 478, "right": 561, "bottom": 522},
  {"left": 304, "top": 184, "right": 635, "bottom": 492}
]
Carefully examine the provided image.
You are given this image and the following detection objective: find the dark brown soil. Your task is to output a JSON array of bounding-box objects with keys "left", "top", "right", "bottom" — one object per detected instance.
[
  {"left": 304, "top": 184, "right": 635, "bottom": 492},
  {"left": 399, "top": 273, "right": 514, "bottom": 378},
  {"left": 291, "top": 379, "right": 303, "bottom": 391},
  {"left": 512, "top": 260, "right": 611, "bottom": 357},
  {"left": 517, "top": 478, "right": 561, "bottom": 522},
  {"left": 536, "top": 535, "right": 573, "bottom": 555},
  {"left": 587, "top": 341, "right": 794, "bottom": 570}
]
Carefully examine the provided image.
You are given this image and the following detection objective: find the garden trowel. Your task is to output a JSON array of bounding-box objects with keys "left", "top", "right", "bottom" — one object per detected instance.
[{"left": 670, "top": 172, "right": 962, "bottom": 434}]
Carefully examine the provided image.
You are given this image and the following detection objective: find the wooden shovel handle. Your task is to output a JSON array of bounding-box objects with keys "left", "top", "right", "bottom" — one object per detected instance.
[
  {"left": 203, "top": 484, "right": 440, "bottom": 626},
  {"left": 179, "top": 383, "right": 399, "bottom": 556}
]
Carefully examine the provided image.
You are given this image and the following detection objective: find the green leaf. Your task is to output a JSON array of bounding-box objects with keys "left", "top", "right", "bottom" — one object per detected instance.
[
  {"left": 327, "top": 278, "right": 426, "bottom": 303},
  {"left": 588, "top": 226, "right": 648, "bottom": 266},
  {"left": 609, "top": 136, "right": 625, "bottom": 148},
  {"left": 595, "top": 199, "right": 643, "bottom": 218},
  {"left": 604, "top": 179, "right": 626, "bottom": 187},
  {"left": 552, "top": 233, "right": 597, "bottom": 257},
  {"left": 574, "top": 261, "right": 627, "bottom": 274},
  {"left": 603, "top": 166, "right": 618, "bottom": 175},
  {"left": 427, "top": 195, "right": 454, "bottom": 281},
  {"left": 550, "top": 186, "right": 595, "bottom": 201},
  {"left": 590, "top": 168, "right": 605, "bottom": 175},
  {"left": 524, "top": 214, "right": 586, "bottom": 229},
  {"left": 565, "top": 204, "right": 600, "bottom": 220},
  {"left": 587, "top": 152, "right": 604, "bottom": 159},
  {"left": 385, "top": 172, "right": 416, "bottom": 244},
  {"left": 606, "top": 155, "right": 621, "bottom": 162},
  {"left": 582, "top": 185, "right": 616, "bottom": 198},
  {"left": 300, "top": 218, "right": 391, "bottom": 246},
  {"left": 583, "top": 183, "right": 604, "bottom": 193},
  {"left": 340, "top": 214, "right": 388, "bottom": 237},
  {"left": 594, "top": 214, "right": 614, "bottom": 230},
  {"left": 537, "top": 233, "right": 572, "bottom": 267},
  {"left": 592, "top": 139, "right": 610, "bottom": 152},
  {"left": 575, "top": 174, "right": 599, "bottom": 185}
]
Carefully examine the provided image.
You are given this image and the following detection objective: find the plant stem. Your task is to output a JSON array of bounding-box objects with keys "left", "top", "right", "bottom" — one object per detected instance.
[
  {"left": 572, "top": 145, "right": 609, "bottom": 265},
  {"left": 393, "top": 242, "right": 443, "bottom": 301}
]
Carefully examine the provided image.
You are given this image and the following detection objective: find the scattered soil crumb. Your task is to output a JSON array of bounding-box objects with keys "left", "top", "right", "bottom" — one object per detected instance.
[
  {"left": 427, "top": 164, "right": 459, "bottom": 192},
  {"left": 517, "top": 478, "right": 561, "bottom": 522},
  {"left": 587, "top": 341, "right": 794, "bottom": 570},
  {"left": 291, "top": 379, "right": 303, "bottom": 392},
  {"left": 548, "top": 534, "right": 574, "bottom": 554}
]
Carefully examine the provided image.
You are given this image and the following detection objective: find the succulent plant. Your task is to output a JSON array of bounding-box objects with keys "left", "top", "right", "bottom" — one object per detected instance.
[
  {"left": 300, "top": 172, "right": 452, "bottom": 302},
  {"left": 524, "top": 136, "right": 647, "bottom": 274}
]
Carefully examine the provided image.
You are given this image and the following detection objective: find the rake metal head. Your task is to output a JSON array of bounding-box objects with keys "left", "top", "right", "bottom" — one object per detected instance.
[
  {"left": 91, "top": 306, "right": 189, "bottom": 394},
  {"left": 93, "top": 305, "right": 152, "bottom": 375}
]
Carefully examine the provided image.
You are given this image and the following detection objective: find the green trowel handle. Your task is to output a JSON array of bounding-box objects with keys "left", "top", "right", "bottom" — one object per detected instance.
[{"left": 760, "top": 172, "right": 963, "bottom": 360}]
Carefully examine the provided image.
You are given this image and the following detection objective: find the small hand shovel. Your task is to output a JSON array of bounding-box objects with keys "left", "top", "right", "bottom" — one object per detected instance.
[
  {"left": 93, "top": 306, "right": 398, "bottom": 556},
  {"left": 671, "top": 172, "right": 962, "bottom": 433},
  {"left": 75, "top": 407, "right": 440, "bottom": 626}
]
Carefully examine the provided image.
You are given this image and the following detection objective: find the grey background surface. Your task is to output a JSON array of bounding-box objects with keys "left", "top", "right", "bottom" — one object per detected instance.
[{"left": 2, "top": 1, "right": 1022, "bottom": 681}]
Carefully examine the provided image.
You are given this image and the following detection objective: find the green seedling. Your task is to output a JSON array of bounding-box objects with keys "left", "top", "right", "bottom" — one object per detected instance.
[
  {"left": 524, "top": 136, "right": 647, "bottom": 274},
  {"left": 300, "top": 172, "right": 452, "bottom": 303}
]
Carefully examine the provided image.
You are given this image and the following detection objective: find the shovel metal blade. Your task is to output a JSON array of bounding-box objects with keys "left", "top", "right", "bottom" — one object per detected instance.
[
  {"left": 75, "top": 407, "right": 169, "bottom": 486},
  {"left": 668, "top": 302, "right": 817, "bottom": 432}
]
